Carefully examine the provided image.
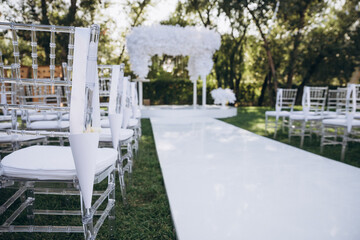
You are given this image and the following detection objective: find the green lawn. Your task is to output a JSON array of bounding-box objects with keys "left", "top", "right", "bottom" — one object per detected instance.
[
  {"left": 222, "top": 107, "right": 360, "bottom": 168},
  {"left": 1, "top": 107, "right": 359, "bottom": 240}
]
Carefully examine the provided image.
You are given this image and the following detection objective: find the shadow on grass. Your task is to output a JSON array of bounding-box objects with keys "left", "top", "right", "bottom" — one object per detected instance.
[{"left": 222, "top": 106, "right": 360, "bottom": 168}]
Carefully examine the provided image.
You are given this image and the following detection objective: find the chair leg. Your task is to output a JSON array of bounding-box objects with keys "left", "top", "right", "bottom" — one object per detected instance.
[
  {"left": 273, "top": 119, "right": 278, "bottom": 138},
  {"left": 288, "top": 119, "right": 293, "bottom": 143},
  {"left": 26, "top": 188, "right": 35, "bottom": 224},
  {"left": 117, "top": 164, "right": 127, "bottom": 205},
  {"left": 117, "top": 144, "right": 127, "bottom": 204},
  {"left": 282, "top": 116, "right": 286, "bottom": 132},
  {"left": 133, "top": 137, "right": 139, "bottom": 159},
  {"left": 127, "top": 142, "right": 133, "bottom": 185},
  {"left": 108, "top": 171, "right": 116, "bottom": 237},
  {"left": 265, "top": 115, "right": 268, "bottom": 132},
  {"left": 320, "top": 125, "right": 325, "bottom": 154},
  {"left": 300, "top": 121, "right": 305, "bottom": 148},
  {"left": 82, "top": 208, "right": 95, "bottom": 240},
  {"left": 335, "top": 127, "right": 339, "bottom": 140},
  {"left": 341, "top": 131, "right": 348, "bottom": 161}
]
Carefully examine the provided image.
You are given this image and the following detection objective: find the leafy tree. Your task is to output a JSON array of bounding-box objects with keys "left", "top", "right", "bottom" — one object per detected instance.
[
  {"left": 278, "top": 0, "right": 326, "bottom": 88},
  {"left": 293, "top": 0, "right": 360, "bottom": 103},
  {"left": 118, "top": 0, "right": 153, "bottom": 63}
]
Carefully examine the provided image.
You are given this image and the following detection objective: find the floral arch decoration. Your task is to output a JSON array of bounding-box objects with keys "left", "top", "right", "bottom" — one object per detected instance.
[{"left": 126, "top": 25, "right": 221, "bottom": 107}]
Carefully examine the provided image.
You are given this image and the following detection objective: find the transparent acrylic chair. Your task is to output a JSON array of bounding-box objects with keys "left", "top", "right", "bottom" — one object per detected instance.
[
  {"left": 0, "top": 22, "right": 117, "bottom": 240},
  {"left": 97, "top": 64, "right": 134, "bottom": 204},
  {"left": 265, "top": 88, "right": 297, "bottom": 138},
  {"left": 0, "top": 39, "right": 46, "bottom": 154},
  {"left": 321, "top": 84, "right": 360, "bottom": 160},
  {"left": 129, "top": 81, "right": 142, "bottom": 142},
  {"left": 323, "top": 87, "right": 348, "bottom": 118},
  {"left": 288, "top": 86, "right": 328, "bottom": 147}
]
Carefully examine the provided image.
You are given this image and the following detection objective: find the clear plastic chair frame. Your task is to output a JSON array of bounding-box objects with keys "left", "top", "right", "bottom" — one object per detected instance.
[
  {"left": 0, "top": 22, "right": 116, "bottom": 239},
  {"left": 288, "top": 87, "right": 328, "bottom": 147},
  {"left": 98, "top": 64, "right": 134, "bottom": 204},
  {"left": 321, "top": 85, "right": 360, "bottom": 160},
  {"left": 265, "top": 88, "right": 297, "bottom": 138}
]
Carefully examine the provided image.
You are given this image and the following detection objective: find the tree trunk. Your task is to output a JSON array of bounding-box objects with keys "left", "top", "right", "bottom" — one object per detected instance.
[
  {"left": 286, "top": 9, "right": 306, "bottom": 88},
  {"left": 229, "top": 48, "right": 236, "bottom": 91},
  {"left": 235, "top": 73, "right": 242, "bottom": 101},
  {"left": 40, "top": 0, "right": 51, "bottom": 64},
  {"left": 286, "top": 33, "right": 301, "bottom": 88},
  {"left": 67, "top": 0, "right": 77, "bottom": 25},
  {"left": 258, "top": 72, "right": 270, "bottom": 106},
  {"left": 296, "top": 53, "right": 324, "bottom": 104},
  {"left": 246, "top": 6, "right": 278, "bottom": 94}
]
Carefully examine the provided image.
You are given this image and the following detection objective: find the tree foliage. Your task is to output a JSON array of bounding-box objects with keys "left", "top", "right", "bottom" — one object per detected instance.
[{"left": 1, "top": 0, "right": 359, "bottom": 106}]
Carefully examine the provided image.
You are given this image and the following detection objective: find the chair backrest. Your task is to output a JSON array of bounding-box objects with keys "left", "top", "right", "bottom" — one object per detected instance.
[
  {"left": 98, "top": 65, "right": 112, "bottom": 111},
  {"left": 121, "top": 76, "right": 132, "bottom": 128},
  {"left": 275, "top": 88, "right": 297, "bottom": 112},
  {"left": 326, "top": 89, "right": 338, "bottom": 111},
  {"left": 352, "top": 84, "right": 360, "bottom": 112},
  {"left": 98, "top": 64, "right": 125, "bottom": 115},
  {"left": 130, "top": 82, "right": 139, "bottom": 107},
  {"left": 0, "top": 22, "right": 100, "bottom": 136},
  {"left": 334, "top": 87, "right": 347, "bottom": 115},
  {"left": 302, "top": 86, "right": 328, "bottom": 114}
]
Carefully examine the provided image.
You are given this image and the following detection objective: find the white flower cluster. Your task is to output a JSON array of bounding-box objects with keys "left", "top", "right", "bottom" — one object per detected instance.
[
  {"left": 126, "top": 25, "right": 221, "bottom": 81},
  {"left": 210, "top": 88, "right": 236, "bottom": 105}
]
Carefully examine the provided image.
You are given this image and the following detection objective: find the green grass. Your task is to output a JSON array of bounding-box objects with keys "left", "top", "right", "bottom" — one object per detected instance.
[
  {"left": 0, "top": 119, "right": 175, "bottom": 240},
  {"left": 222, "top": 106, "right": 360, "bottom": 168},
  {"left": 1, "top": 107, "right": 359, "bottom": 240}
]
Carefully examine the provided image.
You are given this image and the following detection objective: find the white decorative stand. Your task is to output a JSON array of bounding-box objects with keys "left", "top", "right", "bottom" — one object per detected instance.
[
  {"left": 126, "top": 25, "right": 221, "bottom": 109},
  {"left": 133, "top": 78, "right": 150, "bottom": 109}
]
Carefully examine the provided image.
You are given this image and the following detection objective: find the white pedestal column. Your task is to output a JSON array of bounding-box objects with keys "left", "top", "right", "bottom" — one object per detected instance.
[
  {"left": 193, "top": 80, "right": 197, "bottom": 108},
  {"left": 139, "top": 82, "right": 143, "bottom": 109},
  {"left": 202, "top": 75, "right": 206, "bottom": 107}
]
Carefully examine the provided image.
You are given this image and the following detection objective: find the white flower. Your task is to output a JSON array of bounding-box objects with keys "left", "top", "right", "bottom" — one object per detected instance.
[
  {"left": 210, "top": 88, "right": 236, "bottom": 105},
  {"left": 126, "top": 25, "right": 221, "bottom": 81}
]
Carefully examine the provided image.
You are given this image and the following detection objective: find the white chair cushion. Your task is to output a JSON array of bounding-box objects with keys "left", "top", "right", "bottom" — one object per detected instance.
[
  {"left": 1, "top": 145, "right": 117, "bottom": 180},
  {"left": 23, "top": 114, "right": 58, "bottom": 121},
  {"left": 290, "top": 111, "right": 317, "bottom": 115},
  {"left": 0, "top": 133, "right": 45, "bottom": 143},
  {"left": 128, "top": 118, "right": 138, "bottom": 128},
  {"left": 323, "top": 118, "right": 360, "bottom": 127},
  {"left": 265, "top": 111, "right": 290, "bottom": 117},
  {"left": 0, "top": 122, "right": 19, "bottom": 129},
  {"left": 27, "top": 121, "right": 69, "bottom": 130},
  {"left": 323, "top": 111, "right": 337, "bottom": 116},
  {"left": 99, "top": 128, "right": 134, "bottom": 142},
  {"left": 289, "top": 114, "right": 323, "bottom": 121},
  {"left": 100, "top": 118, "right": 110, "bottom": 128},
  {"left": 16, "top": 110, "right": 37, "bottom": 116},
  {"left": 0, "top": 115, "right": 12, "bottom": 121}
]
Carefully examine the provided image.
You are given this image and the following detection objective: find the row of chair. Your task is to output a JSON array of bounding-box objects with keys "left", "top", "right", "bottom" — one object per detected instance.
[
  {"left": 265, "top": 85, "right": 360, "bottom": 160},
  {"left": 0, "top": 22, "right": 141, "bottom": 239}
]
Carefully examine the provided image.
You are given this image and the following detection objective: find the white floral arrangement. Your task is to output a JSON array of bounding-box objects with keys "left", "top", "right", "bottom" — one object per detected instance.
[
  {"left": 210, "top": 88, "right": 236, "bottom": 106},
  {"left": 126, "top": 25, "right": 221, "bottom": 82}
]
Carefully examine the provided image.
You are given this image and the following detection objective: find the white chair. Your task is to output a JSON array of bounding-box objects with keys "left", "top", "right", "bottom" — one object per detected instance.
[
  {"left": 323, "top": 87, "right": 347, "bottom": 118},
  {"left": 321, "top": 84, "right": 360, "bottom": 160},
  {"left": 288, "top": 86, "right": 328, "bottom": 147},
  {"left": 0, "top": 22, "right": 117, "bottom": 239},
  {"left": 265, "top": 88, "right": 297, "bottom": 138},
  {"left": 0, "top": 53, "right": 46, "bottom": 154},
  {"left": 97, "top": 64, "right": 134, "bottom": 203},
  {"left": 128, "top": 81, "right": 141, "bottom": 154}
]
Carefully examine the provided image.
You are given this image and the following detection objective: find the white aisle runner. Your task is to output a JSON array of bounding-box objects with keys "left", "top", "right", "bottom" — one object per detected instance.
[{"left": 151, "top": 117, "right": 360, "bottom": 240}]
